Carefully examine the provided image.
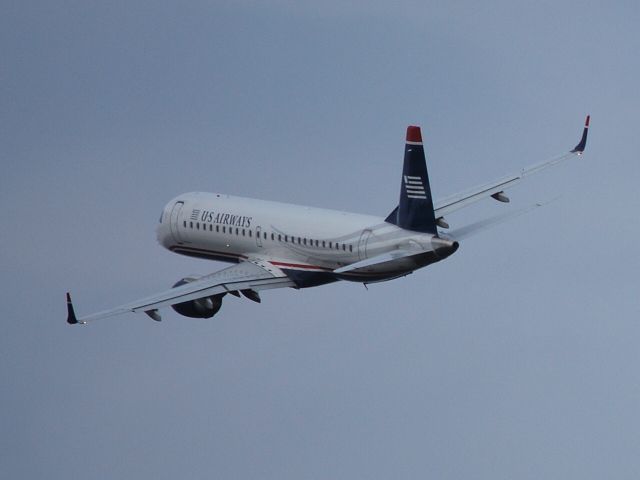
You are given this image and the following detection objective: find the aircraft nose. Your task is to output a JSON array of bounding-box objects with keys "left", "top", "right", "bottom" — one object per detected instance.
[{"left": 431, "top": 237, "right": 459, "bottom": 259}]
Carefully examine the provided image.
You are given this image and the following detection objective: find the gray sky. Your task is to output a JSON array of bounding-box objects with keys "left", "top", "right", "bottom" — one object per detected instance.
[{"left": 2, "top": 1, "right": 639, "bottom": 478}]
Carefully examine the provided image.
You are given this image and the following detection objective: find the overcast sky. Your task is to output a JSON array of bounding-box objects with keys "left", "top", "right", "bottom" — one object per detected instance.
[{"left": 2, "top": 1, "right": 640, "bottom": 478}]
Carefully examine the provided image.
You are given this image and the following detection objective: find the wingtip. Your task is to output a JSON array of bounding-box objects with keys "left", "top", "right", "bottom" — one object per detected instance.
[
  {"left": 571, "top": 114, "right": 590, "bottom": 154},
  {"left": 66, "top": 292, "right": 79, "bottom": 325}
]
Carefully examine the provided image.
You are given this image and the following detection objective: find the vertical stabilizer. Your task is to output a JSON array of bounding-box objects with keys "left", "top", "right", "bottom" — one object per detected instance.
[{"left": 385, "top": 126, "right": 438, "bottom": 234}]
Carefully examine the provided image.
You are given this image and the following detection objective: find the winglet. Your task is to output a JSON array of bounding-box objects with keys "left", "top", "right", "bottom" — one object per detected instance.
[
  {"left": 66, "top": 292, "right": 80, "bottom": 325},
  {"left": 571, "top": 115, "right": 590, "bottom": 154}
]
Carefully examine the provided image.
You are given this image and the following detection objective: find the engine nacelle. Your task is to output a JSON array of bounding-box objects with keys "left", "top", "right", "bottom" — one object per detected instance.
[{"left": 170, "top": 277, "right": 225, "bottom": 318}]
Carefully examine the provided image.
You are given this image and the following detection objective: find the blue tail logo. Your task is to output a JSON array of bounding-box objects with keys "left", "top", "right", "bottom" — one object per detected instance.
[{"left": 404, "top": 175, "right": 427, "bottom": 199}]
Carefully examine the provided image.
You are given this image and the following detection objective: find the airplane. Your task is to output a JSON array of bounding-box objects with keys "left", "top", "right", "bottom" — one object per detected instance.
[{"left": 66, "top": 116, "right": 590, "bottom": 324}]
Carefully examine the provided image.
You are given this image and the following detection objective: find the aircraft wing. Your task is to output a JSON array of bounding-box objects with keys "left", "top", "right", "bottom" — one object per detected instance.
[
  {"left": 434, "top": 115, "right": 590, "bottom": 219},
  {"left": 66, "top": 259, "right": 296, "bottom": 324}
]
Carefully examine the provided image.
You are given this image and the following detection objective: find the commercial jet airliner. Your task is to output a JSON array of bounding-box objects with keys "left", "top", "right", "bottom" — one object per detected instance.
[{"left": 66, "top": 117, "right": 590, "bottom": 324}]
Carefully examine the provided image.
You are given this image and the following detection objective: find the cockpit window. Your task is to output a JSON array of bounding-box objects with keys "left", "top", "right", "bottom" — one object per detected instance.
[{"left": 159, "top": 211, "right": 163, "bottom": 223}]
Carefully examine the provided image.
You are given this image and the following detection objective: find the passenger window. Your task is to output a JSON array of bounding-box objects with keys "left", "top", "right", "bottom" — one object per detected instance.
[
  {"left": 278, "top": 234, "right": 282, "bottom": 241},
  {"left": 222, "top": 226, "right": 226, "bottom": 233},
  {"left": 216, "top": 225, "right": 219, "bottom": 232},
  {"left": 209, "top": 224, "right": 212, "bottom": 231},
  {"left": 196, "top": 223, "right": 200, "bottom": 230},
  {"left": 183, "top": 221, "right": 187, "bottom": 228},
  {"left": 303, "top": 238, "right": 307, "bottom": 245},
  {"left": 236, "top": 228, "right": 239, "bottom": 235},
  {"left": 190, "top": 222, "right": 193, "bottom": 229},
  {"left": 264, "top": 232, "right": 267, "bottom": 240},
  {"left": 342, "top": 244, "right": 346, "bottom": 251},
  {"left": 349, "top": 245, "right": 352, "bottom": 252},
  {"left": 322, "top": 241, "right": 326, "bottom": 248},
  {"left": 329, "top": 242, "right": 332, "bottom": 248},
  {"left": 285, "top": 235, "right": 288, "bottom": 242},
  {"left": 271, "top": 233, "right": 274, "bottom": 241},
  {"left": 249, "top": 230, "right": 252, "bottom": 237},
  {"left": 242, "top": 229, "right": 245, "bottom": 236}
]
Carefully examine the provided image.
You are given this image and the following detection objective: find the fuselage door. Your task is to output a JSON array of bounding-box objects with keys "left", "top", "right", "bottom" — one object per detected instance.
[
  {"left": 170, "top": 201, "right": 185, "bottom": 244},
  {"left": 358, "top": 229, "right": 372, "bottom": 261},
  {"left": 256, "top": 225, "right": 263, "bottom": 248}
]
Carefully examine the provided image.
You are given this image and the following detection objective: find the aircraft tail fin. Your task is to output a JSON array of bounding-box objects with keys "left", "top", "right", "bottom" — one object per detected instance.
[{"left": 385, "top": 126, "right": 438, "bottom": 234}]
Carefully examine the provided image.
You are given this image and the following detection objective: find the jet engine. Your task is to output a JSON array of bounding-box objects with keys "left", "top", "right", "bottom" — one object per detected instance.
[{"left": 170, "top": 277, "right": 225, "bottom": 318}]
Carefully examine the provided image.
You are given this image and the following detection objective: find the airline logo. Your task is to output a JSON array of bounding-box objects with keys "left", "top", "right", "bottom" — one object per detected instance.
[
  {"left": 404, "top": 175, "right": 427, "bottom": 199},
  {"left": 190, "top": 208, "right": 253, "bottom": 227}
]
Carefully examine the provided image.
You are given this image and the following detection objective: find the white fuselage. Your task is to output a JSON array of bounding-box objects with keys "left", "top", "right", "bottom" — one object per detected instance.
[{"left": 156, "top": 192, "right": 448, "bottom": 286}]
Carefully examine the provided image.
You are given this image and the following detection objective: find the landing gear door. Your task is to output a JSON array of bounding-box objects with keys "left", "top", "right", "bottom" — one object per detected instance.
[{"left": 170, "top": 201, "right": 185, "bottom": 244}]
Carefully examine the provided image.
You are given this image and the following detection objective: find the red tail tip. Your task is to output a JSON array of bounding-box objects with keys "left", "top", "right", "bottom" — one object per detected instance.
[
  {"left": 406, "top": 125, "right": 422, "bottom": 143},
  {"left": 585, "top": 115, "right": 590, "bottom": 127}
]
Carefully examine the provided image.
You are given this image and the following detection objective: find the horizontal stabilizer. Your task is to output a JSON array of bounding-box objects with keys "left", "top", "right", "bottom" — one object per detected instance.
[
  {"left": 334, "top": 249, "right": 417, "bottom": 274},
  {"left": 334, "top": 238, "right": 458, "bottom": 274}
]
